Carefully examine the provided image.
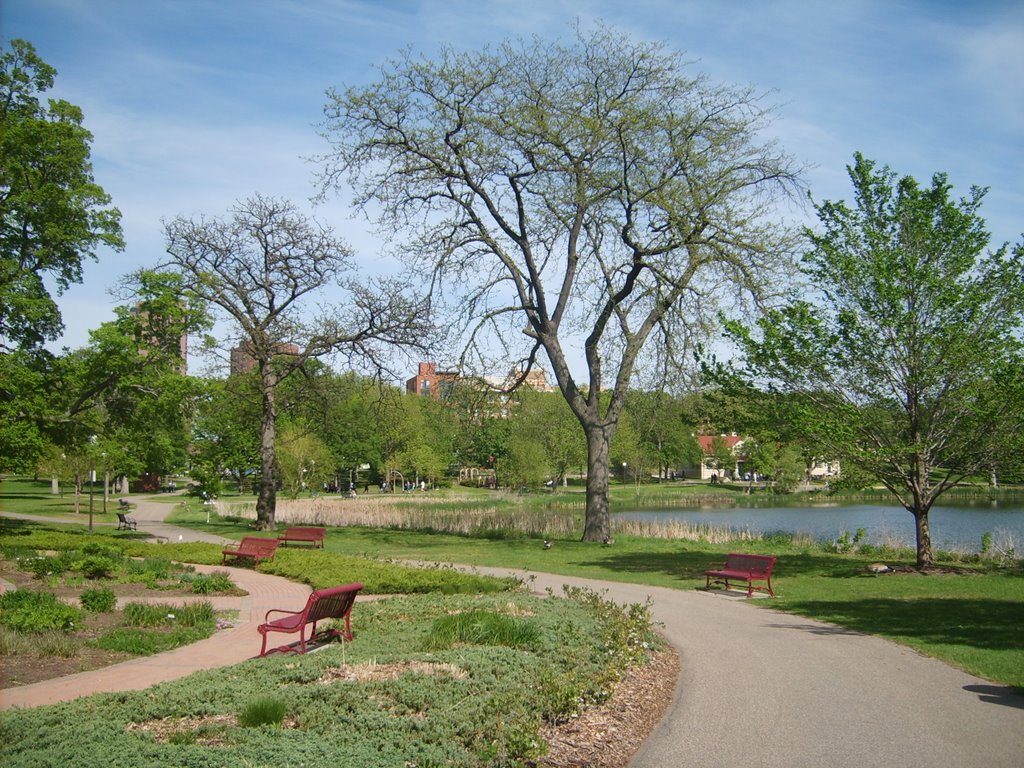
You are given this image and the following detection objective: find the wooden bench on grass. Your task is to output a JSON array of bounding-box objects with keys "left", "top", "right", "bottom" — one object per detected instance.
[
  {"left": 221, "top": 536, "right": 279, "bottom": 566},
  {"left": 257, "top": 582, "right": 364, "bottom": 656},
  {"left": 278, "top": 526, "right": 326, "bottom": 548},
  {"left": 116, "top": 511, "right": 137, "bottom": 530},
  {"left": 704, "top": 553, "right": 777, "bottom": 598}
]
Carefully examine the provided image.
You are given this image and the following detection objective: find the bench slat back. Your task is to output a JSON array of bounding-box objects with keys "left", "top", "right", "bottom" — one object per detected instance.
[
  {"left": 284, "top": 527, "right": 325, "bottom": 536},
  {"left": 723, "top": 553, "right": 776, "bottom": 575},
  {"left": 304, "top": 583, "right": 364, "bottom": 624},
  {"left": 239, "top": 537, "right": 279, "bottom": 555}
]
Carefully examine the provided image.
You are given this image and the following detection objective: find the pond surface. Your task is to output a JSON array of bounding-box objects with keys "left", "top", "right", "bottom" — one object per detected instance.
[{"left": 615, "top": 499, "right": 1024, "bottom": 552}]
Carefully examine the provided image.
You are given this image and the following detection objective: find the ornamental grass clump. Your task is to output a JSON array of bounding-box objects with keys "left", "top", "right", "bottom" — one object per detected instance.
[
  {"left": 238, "top": 696, "right": 288, "bottom": 728},
  {"left": 421, "top": 610, "right": 540, "bottom": 651}
]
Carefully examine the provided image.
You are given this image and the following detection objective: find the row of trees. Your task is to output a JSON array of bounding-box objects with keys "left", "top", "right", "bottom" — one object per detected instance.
[{"left": 2, "top": 33, "right": 1021, "bottom": 568}]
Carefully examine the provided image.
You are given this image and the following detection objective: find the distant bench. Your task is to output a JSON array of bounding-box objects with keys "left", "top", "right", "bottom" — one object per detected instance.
[
  {"left": 258, "top": 582, "right": 364, "bottom": 656},
  {"left": 116, "top": 511, "right": 137, "bottom": 531},
  {"left": 222, "top": 536, "right": 279, "bottom": 566},
  {"left": 704, "top": 553, "right": 777, "bottom": 598},
  {"left": 278, "top": 526, "right": 326, "bottom": 548}
]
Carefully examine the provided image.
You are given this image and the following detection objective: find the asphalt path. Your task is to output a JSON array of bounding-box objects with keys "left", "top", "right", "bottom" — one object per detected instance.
[{"left": 3, "top": 498, "right": 1023, "bottom": 766}]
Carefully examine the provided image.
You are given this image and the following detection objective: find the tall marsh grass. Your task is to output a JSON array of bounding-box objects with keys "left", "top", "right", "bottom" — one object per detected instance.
[
  {"left": 215, "top": 496, "right": 582, "bottom": 538},
  {"left": 213, "top": 496, "right": 785, "bottom": 543}
]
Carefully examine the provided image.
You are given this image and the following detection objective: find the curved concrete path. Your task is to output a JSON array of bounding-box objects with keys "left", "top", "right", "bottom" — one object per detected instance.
[{"left": 2, "top": 498, "right": 1023, "bottom": 767}]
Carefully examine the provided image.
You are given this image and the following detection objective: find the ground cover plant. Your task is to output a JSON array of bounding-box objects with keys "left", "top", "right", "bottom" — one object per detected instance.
[{"left": 0, "top": 589, "right": 663, "bottom": 768}]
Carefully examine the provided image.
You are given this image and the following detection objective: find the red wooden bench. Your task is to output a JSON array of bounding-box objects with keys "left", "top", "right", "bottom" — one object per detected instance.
[
  {"left": 221, "top": 536, "right": 279, "bottom": 565},
  {"left": 278, "top": 526, "right": 326, "bottom": 548},
  {"left": 257, "top": 582, "right": 364, "bottom": 656},
  {"left": 704, "top": 553, "right": 777, "bottom": 597}
]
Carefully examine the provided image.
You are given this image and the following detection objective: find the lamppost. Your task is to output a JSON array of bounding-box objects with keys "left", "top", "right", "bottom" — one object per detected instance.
[
  {"left": 88, "top": 436, "right": 97, "bottom": 532},
  {"left": 101, "top": 451, "right": 108, "bottom": 513},
  {"left": 621, "top": 462, "right": 627, "bottom": 485}
]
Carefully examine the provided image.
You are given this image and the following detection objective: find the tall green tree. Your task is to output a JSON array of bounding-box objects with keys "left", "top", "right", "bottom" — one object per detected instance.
[
  {"left": 320, "top": 25, "right": 799, "bottom": 540},
  {"left": 726, "top": 154, "right": 1024, "bottom": 566},
  {"left": 0, "top": 39, "right": 123, "bottom": 350}
]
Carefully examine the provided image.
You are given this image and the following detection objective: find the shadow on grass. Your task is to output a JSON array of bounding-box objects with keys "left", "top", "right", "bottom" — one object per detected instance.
[
  {"left": 782, "top": 597, "right": 1024, "bottom": 651},
  {"left": 576, "top": 550, "right": 868, "bottom": 582}
]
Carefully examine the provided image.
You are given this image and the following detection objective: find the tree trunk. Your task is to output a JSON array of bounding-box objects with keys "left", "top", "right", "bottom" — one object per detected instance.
[
  {"left": 255, "top": 366, "right": 279, "bottom": 530},
  {"left": 913, "top": 509, "right": 933, "bottom": 567},
  {"left": 582, "top": 423, "right": 613, "bottom": 542}
]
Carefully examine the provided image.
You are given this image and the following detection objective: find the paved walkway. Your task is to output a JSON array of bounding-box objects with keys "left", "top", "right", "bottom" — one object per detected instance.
[{"left": 2, "top": 497, "right": 1023, "bottom": 766}]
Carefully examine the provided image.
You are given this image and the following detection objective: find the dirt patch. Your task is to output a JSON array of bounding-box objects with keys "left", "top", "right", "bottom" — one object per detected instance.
[
  {"left": 535, "top": 646, "right": 678, "bottom": 768},
  {"left": 319, "top": 659, "right": 468, "bottom": 683}
]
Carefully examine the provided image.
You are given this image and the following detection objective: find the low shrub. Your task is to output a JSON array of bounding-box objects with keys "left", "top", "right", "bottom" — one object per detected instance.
[
  {"left": 73, "top": 555, "right": 117, "bottom": 579},
  {"left": 92, "top": 625, "right": 211, "bottom": 655},
  {"left": 122, "top": 601, "right": 176, "bottom": 627},
  {"left": 0, "top": 590, "right": 82, "bottom": 633},
  {"left": 260, "top": 549, "right": 519, "bottom": 595},
  {"left": 182, "top": 570, "right": 236, "bottom": 594},
  {"left": 79, "top": 586, "right": 117, "bottom": 613}
]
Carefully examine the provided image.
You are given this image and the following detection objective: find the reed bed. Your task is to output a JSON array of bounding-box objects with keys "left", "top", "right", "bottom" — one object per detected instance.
[
  {"left": 210, "top": 496, "right": 803, "bottom": 543},
  {"left": 214, "top": 496, "right": 581, "bottom": 538}
]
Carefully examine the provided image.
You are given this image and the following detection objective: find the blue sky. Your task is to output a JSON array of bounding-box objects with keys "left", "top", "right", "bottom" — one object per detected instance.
[{"left": 3, "top": 0, "right": 1022, "bottom": 374}]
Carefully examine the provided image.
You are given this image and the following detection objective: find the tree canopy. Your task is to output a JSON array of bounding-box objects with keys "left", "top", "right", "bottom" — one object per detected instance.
[
  {"left": 725, "top": 153, "right": 1024, "bottom": 565},
  {"left": 0, "top": 39, "right": 123, "bottom": 350},
  {"left": 319, "top": 24, "right": 800, "bottom": 539}
]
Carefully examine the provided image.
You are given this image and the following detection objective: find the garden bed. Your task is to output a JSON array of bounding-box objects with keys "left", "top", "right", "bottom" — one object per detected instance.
[{"left": 0, "top": 553, "right": 242, "bottom": 689}]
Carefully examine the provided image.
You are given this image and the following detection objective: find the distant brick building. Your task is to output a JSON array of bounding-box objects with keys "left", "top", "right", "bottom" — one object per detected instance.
[
  {"left": 406, "top": 362, "right": 461, "bottom": 398},
  {"left": 229, "top": 341, "right": 300, "bottom": 376}
]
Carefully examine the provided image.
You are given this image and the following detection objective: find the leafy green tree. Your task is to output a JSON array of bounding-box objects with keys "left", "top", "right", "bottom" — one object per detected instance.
[
  {"left": 191, "top": 376, "right": 262, "bottom": 493},
  {"left": 497, "top": 434, "right": 550, "bottom": 491},
  {"left": 726, "top": 154, "right": 1024, "bottom": 566},
  {"left": 624, "top": 390, "right": 701, "bottom": 480},
  {"left": 705, "top": 435, "right": 738, "bottom": 480},
  {"left": 320, "top": 25, "right": 799, "bottom": 540},
  {"left": 0, "top": 39, "right": 123, "bottom": 350},
  {"left": 276, "top": 426, "right": 334, "bottom": 498}
]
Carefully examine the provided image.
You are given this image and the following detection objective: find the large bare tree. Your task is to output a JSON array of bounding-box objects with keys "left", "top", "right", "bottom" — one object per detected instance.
[
  {"left": 164, "top": 194, "right": 428, "bottom": 528},
  {"left": 319, "top": 26, "right": 799, "bottom": 540}
]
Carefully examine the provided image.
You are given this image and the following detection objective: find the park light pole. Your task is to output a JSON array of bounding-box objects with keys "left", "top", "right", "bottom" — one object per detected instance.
[
  {"left": 88, "top": 436, "right": 97, "bottom": 531},
  {"left": 621, "top": 462, "right": 627, "bottom": 485},
  {"left": 101, "top": 451, "right": 108, "bottom": 513}
]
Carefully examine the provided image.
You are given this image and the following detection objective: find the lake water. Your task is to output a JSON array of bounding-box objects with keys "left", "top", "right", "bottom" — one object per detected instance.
[{"left": 616, "top": 499, "right": 1024, "bottom": 552}]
